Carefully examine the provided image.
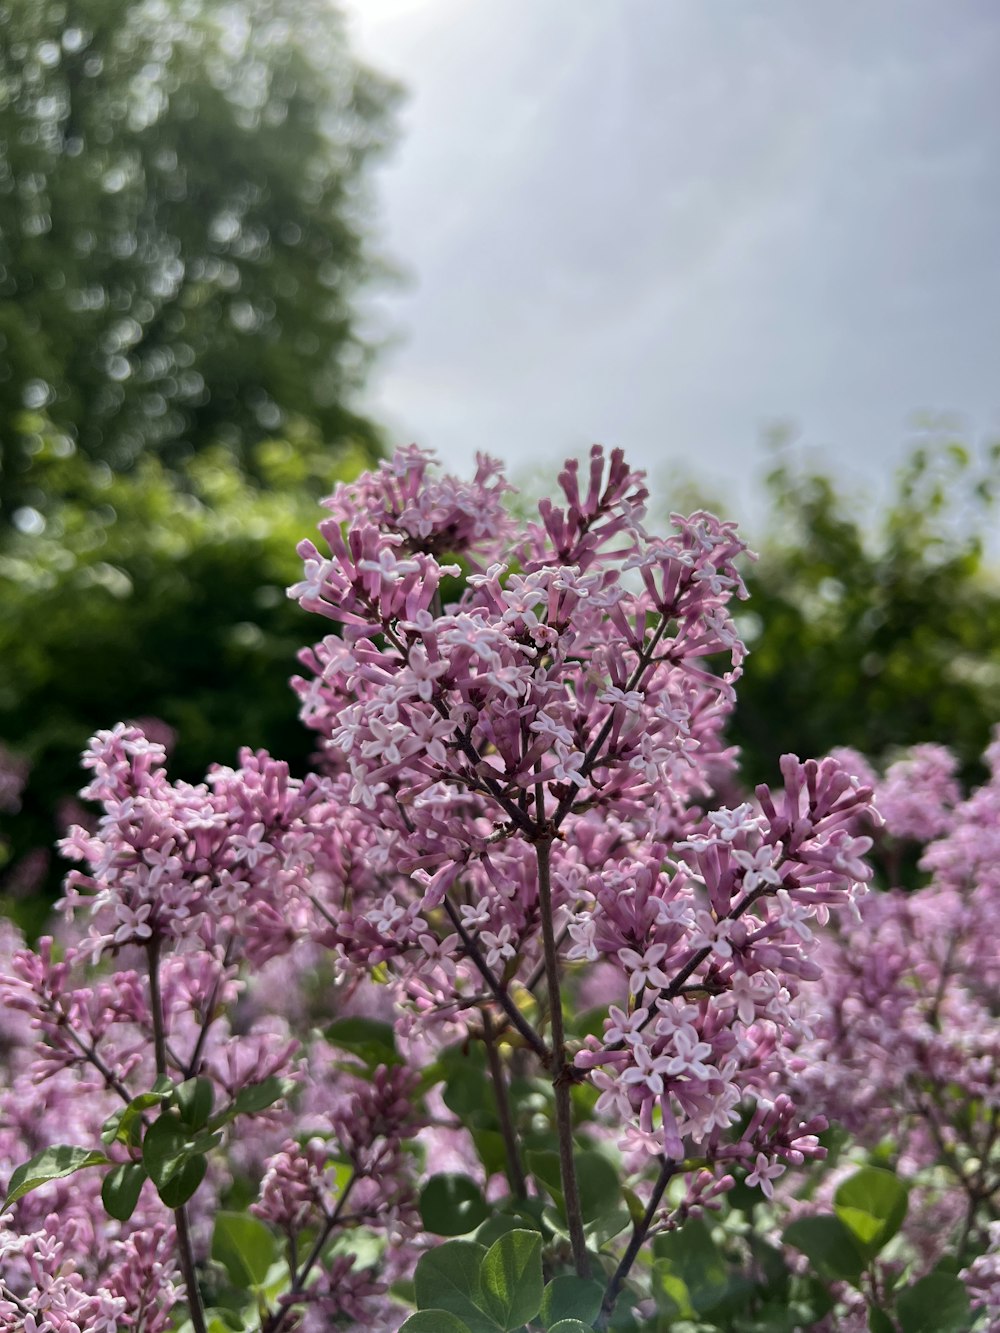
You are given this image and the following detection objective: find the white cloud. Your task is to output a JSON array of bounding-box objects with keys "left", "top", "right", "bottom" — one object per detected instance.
[{"left": 345, "top": 0, "right": 1000, "bottom": 530}]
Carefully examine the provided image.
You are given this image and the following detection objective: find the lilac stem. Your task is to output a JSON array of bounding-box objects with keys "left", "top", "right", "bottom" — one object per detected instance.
[
  {"left": 147, "top": 938, "right": 208, "bottom": 1333},
  {"left": 536, "top": 836, "right": 590, "bottom": 1278},
  {"left": 441, "top": 895, "right": 550, "bottom": 1065},
  {"left": 482, "top": 1009, "right": 527, "bottom": 1199},
  {"left": 597, "top": 1156, "right": 676, "bottom": 1327},
  {"left": 261, "top": 1172, "right": 357, "bottom": 1332}
]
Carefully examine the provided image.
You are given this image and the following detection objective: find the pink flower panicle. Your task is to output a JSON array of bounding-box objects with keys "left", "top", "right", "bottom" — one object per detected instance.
[
  {"left": 286, "top": 446, "right": 876, "bottom": 1179},
  {"left": 320, "top": 443, "right": 515, "bottom": 566},
  {"left": 784, "top": 732, "right": 1000, "bottom": 1295},
  {"left": 0, "top": 445, "right": 891, "bottom": 1328}
]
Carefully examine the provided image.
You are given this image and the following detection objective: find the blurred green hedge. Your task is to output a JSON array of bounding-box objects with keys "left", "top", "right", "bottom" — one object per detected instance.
[
  {"left": 0, "top": 0, "right": 400, "bottom": 521},
  {"left": 0, "top": 420, "right": 369, "bottom": 927},
  {"left": 732, "top": 439, "right": 1000, "bottom": 785}
]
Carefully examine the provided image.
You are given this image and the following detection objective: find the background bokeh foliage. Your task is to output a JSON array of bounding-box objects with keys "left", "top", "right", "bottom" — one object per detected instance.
[
  {"left": 0, "top": 0, "right": 399, "bottom": 522},
  {"left": 732, "top": 437, "right": 1000, "bottom": 788},
  {"left": 0, "top": 422, "right": 372, "bottom": 929},
  {"left": 0, "top": 0, "right": 399, "bottom": 923}
]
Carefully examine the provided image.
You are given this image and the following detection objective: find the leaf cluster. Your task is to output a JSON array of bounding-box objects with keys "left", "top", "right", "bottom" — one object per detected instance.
[{"left": 732, "top": 436, "right": 1000, "bottom": 787}]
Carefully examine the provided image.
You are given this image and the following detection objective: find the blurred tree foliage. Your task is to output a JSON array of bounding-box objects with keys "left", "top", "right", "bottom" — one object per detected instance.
[
  {"left": 732, "top": 437, "right": 1000, "bottom": 786},
  {"left": 5, "top": 429, "right": 998, "bottom": 928},
  {"left": 0, "top": 0, "right": 399, "bottom": 520},
  {"left": 0, "top": 418, "right": 366, "bottom": 928}
]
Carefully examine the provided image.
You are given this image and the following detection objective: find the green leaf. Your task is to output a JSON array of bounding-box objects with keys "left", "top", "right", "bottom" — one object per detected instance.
[
  {"left": 509, "top": 1195, "right": 547, "bottom": 1229},
  {"left": 212, "top": 1211, "right": 278, "bottom": 1289},
  {"left": 142, "top": 1114, "right": 189, "bottom": 1190},
  {"left": 141, "top": 1112, "right": 209, "bottom": 1207},
  {"left": 190, "top": 1129, "right": 224, "bottom": 1156},
  {"left": 101, "top": 1091, "right": 169, "bottom": 1146},
  {"left": 212, "top": 1076, "right": 295, "bottom": 1127},
  {"left": 730, "top": 1301, "right": 822, "bottom": 1333},
  {"left": 526, "top": 1148, "right": 620, "bottom": 1228},
  {"left": 205, "top": 1311, "right": 246, "bottom": 1333},
  {"left": 526, "top": 1150, "right": 563, "bottom": 1208},
  {"left": 175, "top": 1314, "right": 246, "bottom": 1333},
  {"left": 325, "top": 1016, "right": 399, "bottom": 1066},
  {"left": 101, "top": 1162, "right": 147, "bottom": 1221},
  {"left": 480, "top": 1229, "right": 544, "bottom": 1330},
  {"left": 443, "top": 1066, "right": 495, "bottom": 1119},
  {"left": 782, "top": 1214, "right": 866, "bottom": 1285},
  {"left": 547, "top": 1323, "right": 596, "bottom": 1333},
  {"left": 157, "top": 1153, "right": 207, "bottom": 1208},
  {"left": 228, "top": 1076, "right": 295, "bottom": 1118},
  {"left": 895, "top": 1271, "right": 971, "bottom": 1333},
  {"left": 413, "top": 1240, "right": 498, "bottom": 1333},
  {"left": 475, "top": 1214, "right": 529, "bottom": 1247},
  {"left": 540, "top": 1275, "right": 604, "bottom": 1326},
  {"left": 869, "top": 1307, "right": 896, "bottom": 1333},
  {"left": 100, "top": 1109, "right": 128, "bottom": 1149},
  {"left": 571, "top": 1006, "right": 610, "bottom": 1041},
  {"left": 586, "top": 1207, "right": 631, "bottom": 1246},
  {"left": 330, "top": 1159, "right": 354, "bottom": 1199},
  {"left": 323, "top": 1224, "right": 384, "bottom": 1276},
  {"left": 575, "top": 1151, "right": 621, "bottom": 1225},
  {"left": 799, "top": 1275, "right": 836, "bottom": 1323},
  {"left": 471, "top": 1129, "right": 507, "bottom": 1177},
  {"left": 651, "top": 1217, "right": 729, "bottom": 1314},
  {"left": 651, "top": 1259, "right": 694, "bottom": 1320},
  {"left": 206, "top": 1316, "right": 245, "bottom": 1333},
  {"left": 3, "top": 1145, "right": 110, "bottom": 1210},
  {"left": 834, "top": 1167, "right": 908, "bottom": 1258},
  {"left": 399, "top": 1314, "right": 473, "bottom": 1333},
  {"left": 419, "top": 1174, "right": 490, "bottom": 1237},
  {"left": 174, "top": 1077, "right": 215, "bottom": 1131}
]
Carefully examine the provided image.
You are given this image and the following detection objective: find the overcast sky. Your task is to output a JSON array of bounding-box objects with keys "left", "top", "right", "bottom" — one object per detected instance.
[{"left": 342, "top": 0, "right": 1000, "bottom": 533}]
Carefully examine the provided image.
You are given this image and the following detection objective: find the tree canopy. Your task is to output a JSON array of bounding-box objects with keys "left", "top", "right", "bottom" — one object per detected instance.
[
  {"left": 732, "top": 438, "right": 1000, "bottom": 786},
  {"left": 0, "top": 0, "right": 399, "bottom": 520},
  {"left": 0, "top": 416, "right": 369, "bottom": 925}
]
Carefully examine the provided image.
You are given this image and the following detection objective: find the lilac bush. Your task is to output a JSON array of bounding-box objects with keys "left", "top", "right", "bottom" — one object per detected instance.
[
  {"left": 0, "top": 444, "right": 992, "bottom": 1332},
  {"left": 770, "top": 737, "right": 1000, "bottom": 1331}
]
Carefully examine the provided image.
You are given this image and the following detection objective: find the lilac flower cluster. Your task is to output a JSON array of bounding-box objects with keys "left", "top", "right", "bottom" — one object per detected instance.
[
  {"left": 963, "top": 1221, "right": 1000, "bottom": 1332},
  {"left": 573, "top": 756, "right": 874, "bottom": 1167},
  {"left": 785, "top": 733, "right": 1000, "bottom": 1311},
  {"left": 283, "top": 444, "right": 879, "bottom": 1299},
  {"left": 0, "top": 445, "right": 883, "bottom": 1329},
  {"left": 0, "top": 728, "right": 419, "bottom": 1328}
]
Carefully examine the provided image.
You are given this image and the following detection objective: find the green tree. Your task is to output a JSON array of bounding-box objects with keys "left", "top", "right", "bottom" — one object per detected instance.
[
  {"left": 0, "top": 0, "right": 399, "bottom": 519},
  {"left": 733, "top": 438, "right": 1000, "bottom": 786},
  {"left": 0, "top": 417, "right": 367, "bottom": 925}
]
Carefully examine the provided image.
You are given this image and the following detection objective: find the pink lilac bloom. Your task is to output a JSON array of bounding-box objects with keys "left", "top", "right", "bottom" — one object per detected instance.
[
  {"left": 287, "top": 446, "right": 876, "bottom": 1240},
  {"left": 0, "top": 446, "right": 884, "bottom": 1329},
  {"left": 0, "top": 722, "right": 422, "bottom": 1328},
  {"left": 781, "top": 732, "right": 1000, "bottom": 1313},
  {"left": 963, "top": 1221, "right": 1000, "bottom": 1332},
  {"left": 876, "top": 742, "right": 961, "bottom": 842}
]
